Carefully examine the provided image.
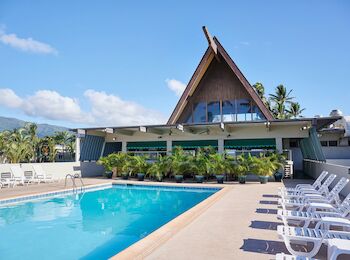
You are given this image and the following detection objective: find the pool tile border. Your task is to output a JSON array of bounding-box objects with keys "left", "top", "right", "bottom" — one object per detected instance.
[{"left": 0, "top": 183, "right": 112, "bottom": 206}]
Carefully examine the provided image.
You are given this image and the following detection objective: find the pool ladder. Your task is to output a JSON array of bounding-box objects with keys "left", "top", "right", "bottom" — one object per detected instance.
[{"left": 65, "top": 174, "right": 85, "bottom": 193}]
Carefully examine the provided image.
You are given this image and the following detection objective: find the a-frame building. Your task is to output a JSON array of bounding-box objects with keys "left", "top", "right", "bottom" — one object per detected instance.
[
  {"left": 168, "top": 27, "right": 273, "bottom": 125},
  {"left": 74, "top": 27, "right": 339, "bottom": 174}
]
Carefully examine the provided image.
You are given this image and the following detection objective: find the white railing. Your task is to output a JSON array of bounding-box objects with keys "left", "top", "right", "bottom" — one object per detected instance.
[{"left": 303, "top": 159, "right": 350, "bottom": 196}]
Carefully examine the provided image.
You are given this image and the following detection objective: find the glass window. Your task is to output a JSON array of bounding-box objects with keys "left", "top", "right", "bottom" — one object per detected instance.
[
  {"left": 207, "top": 101, "right": 221, "bottom": 122},
  {"left": 252, "top": 104, "right": 266, "bottom": 121},
  {"left": 320, "top": 141, "right": 328, "bottom": 147},
  {"left": 328, "top": 141, "right": 338, "bottom": 147},
  {"left": 193, "top": 102, "right": 207, "bottom": 123},
  {"left": 237, "top": 99, "right": 251, "bottom": 121},
  {"left": 185, "top": 113, "right": 193, "bottom": 123},
  {"left": 222, "top": 100, "right": 236, "bottom": 122}
]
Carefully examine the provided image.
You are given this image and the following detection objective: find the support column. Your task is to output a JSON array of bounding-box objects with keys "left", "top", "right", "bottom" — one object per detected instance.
[
  {"left": 275, "top": 137, "right": 283, "bottom": 153},
  {"left": 166, "top": 140, "right": 172, "bottom": 155},
  {"left": 100, "top": 141, "right": 106, "bottom": 158},
  {"left": 122, "top": 141, "right": 127, "bottom": 153},
  {"left": 75, "top": 136, "right": 80, "bottom": 162},
  {"left": 218, "top": 139, "right": 224, "bottom": 154}
]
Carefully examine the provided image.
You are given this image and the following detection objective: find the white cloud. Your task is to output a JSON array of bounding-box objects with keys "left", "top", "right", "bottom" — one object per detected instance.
[
  {"left": 22, "top": 90, "right": 92, "bottom": 123},
  {"left": 0, "top": 28, "right": 57, "bottom": 55},
  {"left": 0, "top": 88, "right": 166, "bottom": 126},
  {"left": 0, "top": 88, "right": 23, "bottom": 108},
  {"left": 84, "top": 89, "right": 166, "bottom": 126},
  {"left": 0, "top": 88, "right": 91, "bottom": 123},
  {"left": 166, "top": 79, "right": 186, "bottom": 97}
]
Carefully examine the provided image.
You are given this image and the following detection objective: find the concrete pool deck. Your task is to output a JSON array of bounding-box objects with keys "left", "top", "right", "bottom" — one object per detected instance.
[{"left": 1, "top": 178, "right": 333, "bottom": 259}]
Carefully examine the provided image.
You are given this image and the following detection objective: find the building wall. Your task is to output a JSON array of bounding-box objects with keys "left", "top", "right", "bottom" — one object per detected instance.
[{"left": 323, "top": 147, "right": 350, "bottom": 159}]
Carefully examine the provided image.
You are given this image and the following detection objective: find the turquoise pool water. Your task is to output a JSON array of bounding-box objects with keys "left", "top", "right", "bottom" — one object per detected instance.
[{"left": 0, "top": 184, "right": 218, "bottom": 260}]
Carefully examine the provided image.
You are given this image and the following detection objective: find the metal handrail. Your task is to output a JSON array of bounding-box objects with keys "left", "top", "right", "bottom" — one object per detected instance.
[{"left": 65, "top": 174, "right": 85, "bottom": 193}]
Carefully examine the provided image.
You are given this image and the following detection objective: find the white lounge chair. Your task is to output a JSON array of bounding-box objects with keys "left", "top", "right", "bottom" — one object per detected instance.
[
  {"left": 278, "top": 171, "right": 328, "bottom": 196},
  {"left": 32, "top": 164, "right": 54, "bottom": 183},
  {"left": 279, "top": 177, "right": 348, "bottom": 211},
  {"left": 327, "top": 238, "right": 350, "bottom": 260},
  {"left": 279, "top": 174, "right": 336, "bottom": 200},
  {"left": 277, "top": 225, "right": 350, "bottom": 257},
  {"left": 23, "top": 170, "right": 40, "bottom": 184},
  {"left": 275, "top": 253, "right": 317, "bottom": 260},
  {"left": 0, "top": 172, "right": 16, "bottom": 187},
  {"left": 10, "top": 165, "right": 27, "bottom": 186},
  {"left": 278, "top": 193, "right": 350, "bottom": 227}
]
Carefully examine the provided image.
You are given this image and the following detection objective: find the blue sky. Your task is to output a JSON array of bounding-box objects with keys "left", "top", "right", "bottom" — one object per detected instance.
[{"left": 0, "top": 0, "right": 349, "bottom": 128}]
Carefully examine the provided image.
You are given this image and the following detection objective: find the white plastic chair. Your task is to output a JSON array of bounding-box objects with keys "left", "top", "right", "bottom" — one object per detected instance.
[
  {"left": 327, "top": 238, "right": 350, "bottom": 260},
  {"left": 10, "top": 165, "right": 27, "bottom": 186},
  {"left": 278, "top": 193, "right": 350, "bottom": 227},
  {"left": 275, "top": 253, "right": 317, "bottom": 260},
  {"left": 0, "top": 172, "right": 16, "bottom": 187},
  {"left": 279, "top": 177, "right": 348, "bottom": 211},
  {"left": 277, "top": 225, "right": 350, "bottom": 258},
  {"left": 32, "top": 164, "right": 55, "bottom": 183},
  {"left": 278, "top": 171, "right": 328, "bottom": 196},
  {"left": 279, "top": 174, "right": 336, "bottom": 201}
]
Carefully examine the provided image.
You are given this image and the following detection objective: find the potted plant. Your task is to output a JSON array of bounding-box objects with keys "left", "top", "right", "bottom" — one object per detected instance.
[
  {"left": 132, "top": 155, "right": 149, "bottom": 181},
  {"left": 121, "top": 154, "right": 135, "bottom": 180},
  {"left": 209, "top": 153, "right": 227, "bottom": 184},
  {"left": 269, "top": 153, "right": 286, "bottom": 182},
  {"left": 170, "top": 147, "right": 189, "bottom": 183},
  {"left": 233, "top": 154, "right": 251, "bottom": 184},
  {"left": 106, "top": 152, "right": 129, "bottom": 178},
  {"left": 147, "top": 155, "right": 170, "bottom": 182},
  {"left": 192, "top": 149, "right": 210, "bottom": 183},
  {"left": 252, "top": 154, "right": 282, "bottom": 184},
  {"left": 97, "top": 154, "right": 114, "bottom": 179}
]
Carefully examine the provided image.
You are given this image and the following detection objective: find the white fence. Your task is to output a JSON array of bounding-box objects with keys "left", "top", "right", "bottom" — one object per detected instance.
[
  {"left": 303, "top": 159, "right": 350, "bottom": 197},
  {"left": 0, "top": 162, "right": 105, "bottom": 179}
]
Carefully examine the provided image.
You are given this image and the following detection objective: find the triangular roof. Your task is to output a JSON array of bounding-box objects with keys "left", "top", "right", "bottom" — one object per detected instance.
[{"left": 167, "top": 28, "right": 274, "bottom": 124}]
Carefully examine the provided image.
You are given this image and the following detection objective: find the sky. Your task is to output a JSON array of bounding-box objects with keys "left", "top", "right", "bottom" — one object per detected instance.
[{"left": 0, "top": 0, "right": 349, "bottom": 128}]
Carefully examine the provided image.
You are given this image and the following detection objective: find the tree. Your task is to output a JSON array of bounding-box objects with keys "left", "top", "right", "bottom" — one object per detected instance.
[
  {"left": 253, "top": 82, "right": 270, "bottom": 108},
  {"left": 286, "top": 102, "right": 305, "bottom": 118},
  {"left": 23, "top": 123, "right": 39, "bottom": 162},
  {"left": 269, "top": 84, "right": 294, "bottom": 119},
  {"left": 0, "top": 128, "right": 33, "bottom": 163}
]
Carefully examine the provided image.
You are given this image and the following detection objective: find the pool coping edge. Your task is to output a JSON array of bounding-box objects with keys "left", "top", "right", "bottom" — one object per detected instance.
[{"left": 111, "top": 183, "right": 231, "bottom": 260}]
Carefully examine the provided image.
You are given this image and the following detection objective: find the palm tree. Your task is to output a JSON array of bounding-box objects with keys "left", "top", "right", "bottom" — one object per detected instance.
[
  {"left": 286, "top": 102, "right": 305, "bottom": 118},
  {"left": 53, "top": 131, "right": 75, "bottom": 160},
  {"left": 253, "top": 82, "right": 270, "bottom": 108},
  {"left": 1, "top": 128, "right": 32, "bottom": 163},
  {"left": 269, "top": 84, "right": 294, "bottom": 119},
  {"left": 24, "top": 123, "right": 39, "bottom": 162}
]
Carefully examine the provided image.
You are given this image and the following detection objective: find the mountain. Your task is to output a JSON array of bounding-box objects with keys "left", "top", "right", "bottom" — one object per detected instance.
[{"left": 0, "top": 116, "right": 69, "bottom": 137}]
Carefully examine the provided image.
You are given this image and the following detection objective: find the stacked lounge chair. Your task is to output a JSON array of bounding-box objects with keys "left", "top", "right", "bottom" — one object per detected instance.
[{"left": 276, "top": 171, "right": 350, "bottom": 259}]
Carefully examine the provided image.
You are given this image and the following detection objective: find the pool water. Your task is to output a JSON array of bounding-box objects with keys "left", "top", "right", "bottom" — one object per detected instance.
[{"left": 0, "top": 184, "right": 217, "bottom": 260}]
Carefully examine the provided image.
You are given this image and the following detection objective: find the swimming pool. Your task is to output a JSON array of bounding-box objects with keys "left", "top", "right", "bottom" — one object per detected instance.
[{"left": 0, "top": 184, "right": 218, "bottom": 260}]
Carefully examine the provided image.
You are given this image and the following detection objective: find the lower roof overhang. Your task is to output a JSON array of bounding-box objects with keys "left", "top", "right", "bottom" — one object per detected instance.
[{"left": 71, "top": 117, "right": 341, "bottom": 138}]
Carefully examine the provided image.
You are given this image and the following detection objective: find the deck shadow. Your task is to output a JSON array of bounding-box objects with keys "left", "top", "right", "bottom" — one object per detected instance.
[
  {"left": 240, "top": 238, "right": 288, "bottom": 255},
  {"left": 250, "top": 220, "right": 282, "bottom": 230},
  {"left": 259, "top": 200, "right": 278, "bottom": 205},
  {"left": 256, "top": 208, "right": 278, "bottom": 214},
  {"left": 263, "top": 194, "right": 279, "bottom": 198}
]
